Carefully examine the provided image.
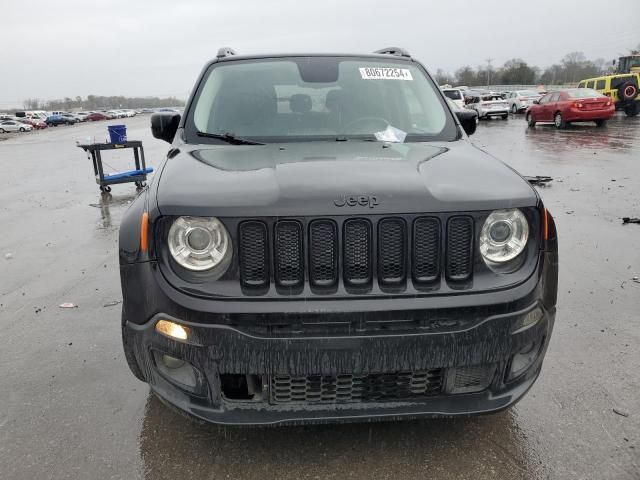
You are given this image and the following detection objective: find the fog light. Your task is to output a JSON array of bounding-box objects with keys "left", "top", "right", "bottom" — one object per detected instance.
[
  {"left": 155, "top": 319, "right": 189, "bottom": 341},
  {"left": 152, "top": 351, "right": 202, "bottom": 392},
  {"left": 445, "top": 364, "right": 496, "bottom": 394},
  {"left": 162, "top": 354, "right": 185, "bottom": 369},
  {"left": 512, "top": 307, "right": 543, "bottom": 333},
  {"left": 508, "top": 341, "right": 542, "bottom": 380}
]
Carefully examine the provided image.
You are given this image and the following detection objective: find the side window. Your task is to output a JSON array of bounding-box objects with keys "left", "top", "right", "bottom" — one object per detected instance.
[
  {"left": 596, "top": 79, "right": 606, "bottom": 90},
  {"left": 586, "top": 81, "right": 594, "bottom": 89},
  {"left": 550, "top": 93, "right": 560, "bottom": 102},
  {"left": 578, "top": 82, "right": 585, "bottom": 88}
]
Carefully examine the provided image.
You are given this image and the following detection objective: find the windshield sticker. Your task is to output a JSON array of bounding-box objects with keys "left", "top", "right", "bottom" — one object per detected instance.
[
  {"left": 359, "top": 67, "right": 413, "bottom": 81},
  {"left": 374, "top": 125, "right": 407, "bottom": 143}
]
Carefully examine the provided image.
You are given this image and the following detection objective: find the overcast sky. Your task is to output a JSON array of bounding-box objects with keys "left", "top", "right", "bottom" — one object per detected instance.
[{"left": 1, "top": 0, "right": 638, "bottom": 108}]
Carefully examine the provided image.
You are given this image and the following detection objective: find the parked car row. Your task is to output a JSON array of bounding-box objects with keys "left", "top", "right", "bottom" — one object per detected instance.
[{"left": 0, "top": 107, "right": 183, "bottom": 134}]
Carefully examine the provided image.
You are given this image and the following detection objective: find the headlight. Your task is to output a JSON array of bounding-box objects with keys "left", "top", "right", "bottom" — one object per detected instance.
[
  {"left": 168, "top": 216, "right": 232, "bottom": 273},
  {"left": 480, "top": 209, "right": 529, "bottom": 264}
]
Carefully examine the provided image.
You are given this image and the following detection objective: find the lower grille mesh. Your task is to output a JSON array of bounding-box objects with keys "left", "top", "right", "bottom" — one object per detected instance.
[{"left": 270, "top": 370, "right": 443, "bottom": 404}]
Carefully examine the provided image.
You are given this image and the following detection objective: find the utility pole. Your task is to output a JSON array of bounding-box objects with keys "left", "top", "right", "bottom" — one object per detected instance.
[{"left": 486, "top": 58, "right": 493, "bottom": 87}]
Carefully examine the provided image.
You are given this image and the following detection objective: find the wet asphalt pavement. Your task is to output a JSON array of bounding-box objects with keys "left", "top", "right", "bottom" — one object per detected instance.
[{"left": 1, "top": 114, "right": 639, "bottom": 479}]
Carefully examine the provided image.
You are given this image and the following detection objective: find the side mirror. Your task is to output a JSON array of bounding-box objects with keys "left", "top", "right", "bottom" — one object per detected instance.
[
  {"left": 456, "top": 110, "right": 477, "bottom": 136},
  {"left": 151, "top": 112, "right": 181, "bottom": 143},
  {"left": 532, "top": 99, "right": 540, "bottom": 104}
]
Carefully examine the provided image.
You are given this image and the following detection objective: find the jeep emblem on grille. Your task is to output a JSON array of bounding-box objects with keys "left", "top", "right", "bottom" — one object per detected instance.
[{"left": 334, "top": 195, "right": 379, "bottom": 208}]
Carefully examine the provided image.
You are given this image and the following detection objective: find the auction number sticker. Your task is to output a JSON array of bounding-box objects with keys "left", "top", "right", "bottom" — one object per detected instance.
[{"left": 359, "top": 67, "right": 413, "bottom": 80}]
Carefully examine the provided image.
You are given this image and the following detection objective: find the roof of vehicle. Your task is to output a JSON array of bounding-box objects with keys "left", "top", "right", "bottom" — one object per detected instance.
[
  {"left": 579, "top": 73, "right": 640, "bottom": 83},
  {"left": 211, "top": 50, "right": 415, "bottom": 64}
]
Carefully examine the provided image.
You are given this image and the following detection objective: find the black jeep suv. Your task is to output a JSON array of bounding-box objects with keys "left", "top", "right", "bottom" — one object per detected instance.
[{"left": 119, "top": 47, "right": 558, "bottom": 425}]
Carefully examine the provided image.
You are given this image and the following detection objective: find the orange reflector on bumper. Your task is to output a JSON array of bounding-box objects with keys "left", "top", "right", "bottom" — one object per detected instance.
[{"left": 140, "top": 212, "right": 149, "bottom": 252}]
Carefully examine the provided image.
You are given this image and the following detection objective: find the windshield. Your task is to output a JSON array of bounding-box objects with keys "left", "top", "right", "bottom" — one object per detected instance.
[
  {"left": 517, "top": 90, "right": 539, "bottom": 97},
  {"left": 567, "top": 89, "right": 602, "bottom": 99},
  {"left": 188, "top": 57, "right": 456, "bottom": 143},
  {"left": 443, "top": 89, "right": 462, "bottom": 100}
]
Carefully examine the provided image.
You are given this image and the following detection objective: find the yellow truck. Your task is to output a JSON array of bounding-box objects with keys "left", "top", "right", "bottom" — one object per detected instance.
[{"left": 578, "top": 54, "right": 640, "bottom": 117}]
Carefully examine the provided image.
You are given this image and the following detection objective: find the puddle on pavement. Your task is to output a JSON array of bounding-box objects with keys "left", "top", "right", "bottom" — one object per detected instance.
[
  {"left": 137, "top": 393, "right": 549, "bottom": 480},
  {"left": 89, "top": 192, "right": 139, "bottom": 229}
]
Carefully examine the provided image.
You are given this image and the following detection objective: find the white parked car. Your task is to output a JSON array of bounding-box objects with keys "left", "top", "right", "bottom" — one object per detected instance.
[
  {"left": 505, "top": 90, "right": 542, "bottom": 113},
  {"left": 0, "top": 120, "right": 33, "bottom": 133},
  {"left": 441, "top": 88, "right": 465, "bottom": 109},
  {"left": 466, "top": 93, "right": 509, "bottom": 120}
]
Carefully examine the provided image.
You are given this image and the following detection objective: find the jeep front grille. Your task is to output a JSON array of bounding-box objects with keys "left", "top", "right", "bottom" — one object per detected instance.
[
  {"left": 446, "top": 216, "right": 474, "bottom": 281},
  {"left": 343, "top": 219, "right": 373, "bottom": 287},
  {"left": 274, "top": 220, "right": 304, "bottom": 289},
  {"left": 237, "top": 214, "right": 475, "bottom": 295},
  {"left": 238, "top": 221, "right": 270, "bottom": 290},
  {"left": 270, "top": 370, "right": 444, "bottom": 404},
  {"left": 309, "top": 220, "right": 339, "bottom": 287}
]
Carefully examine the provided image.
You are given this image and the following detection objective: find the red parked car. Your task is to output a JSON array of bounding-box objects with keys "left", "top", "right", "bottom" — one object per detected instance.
[
  {"left": 19, "top": 118, "right": 47, "bottom": 129},
  {"left": 526, "top": 88, "right": 614, "bottom": 129},
  {"left": 85, "top": 112, "right": 109, "bottom": 121}
]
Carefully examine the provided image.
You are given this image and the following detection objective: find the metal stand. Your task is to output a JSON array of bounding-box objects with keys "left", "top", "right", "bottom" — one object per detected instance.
[{"left": 77, "top": 141, "right": 152, "bottom": 193}]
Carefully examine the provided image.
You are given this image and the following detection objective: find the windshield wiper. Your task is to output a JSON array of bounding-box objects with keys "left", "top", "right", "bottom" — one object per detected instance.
[{"left": 196, "top": 131, "right": 264, "bottom": 145}]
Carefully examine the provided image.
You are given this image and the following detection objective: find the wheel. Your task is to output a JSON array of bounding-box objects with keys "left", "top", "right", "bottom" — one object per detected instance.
[
  {"left": 19, "top": 127, "right": 25, "bottom": 132},
  {"left": 595, "top": 119, "right": 607, "bottom": 127},
  {"left": 501, "top": 114, "right": 508, "bottom": 120},
  {"left": 0, "top": 128, "right": 5, "bottom": 133},
  {"left": 624, "top": 103, "right": 640, "bottom": 117},
  {"left": 100, "top": 185, "right": 112, "bottom": 193},
  {"left": 511, "top": 104, "right": 517, "bottom": 114},
  {"left": 135, "top": 181, "right": 146, "bottom": 189},
  {"left": 554, "top": 112, "right": 566, "bottom": 129},
  {"left": 618, "top": 82, "right": 638, "bottom": 103},
  {"left": 526, "top": 112, "right": 536, "bottom": 127}
]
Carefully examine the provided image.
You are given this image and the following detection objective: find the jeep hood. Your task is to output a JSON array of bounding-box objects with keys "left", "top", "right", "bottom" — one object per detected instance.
[{"left": 156, "top": 141, "right": 537, "bottom": 217}]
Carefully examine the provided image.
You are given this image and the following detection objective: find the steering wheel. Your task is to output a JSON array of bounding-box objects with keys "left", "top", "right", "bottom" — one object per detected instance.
[{"left": 342, "top": 117, "right": 390, "bottom": 134}]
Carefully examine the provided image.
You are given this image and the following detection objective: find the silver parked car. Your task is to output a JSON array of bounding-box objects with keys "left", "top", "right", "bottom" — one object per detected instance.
[
  {"left": 0, "top": 120, "right": 33, "bottom": 133},
  {"left": 466, "top": 93, "right": 509, "bottom": 120},
  {"left": 505, "top": 90, "right": 542, "bottom": 113},
  {"left": 441, "top": 88, "right": 466, "bottom": 109}
]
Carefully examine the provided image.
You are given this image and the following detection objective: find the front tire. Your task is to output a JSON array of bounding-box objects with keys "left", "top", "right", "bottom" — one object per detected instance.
[
  {"left": 624, "top": 103, "right": 639, "bottom": 117},
  {"left": 526, "top": 112, "right": 536, "bottom": 127},
  {"left": 19, "top": 127, "right": 25, "bottom": 132},
  {"left": 554, "top": 112, "right": 566, "bottom": 129},
  {"left": 511, "top": 104, "right": 517, "bottom": 114},
  {"left": 0, "top": 128, "right": 5, "bottom": 133},
  {"left": 501, "top": 114, "right": 508, "bottom": 120}
]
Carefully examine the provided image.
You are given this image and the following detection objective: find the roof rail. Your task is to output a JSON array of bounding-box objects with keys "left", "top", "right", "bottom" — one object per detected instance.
[
  {"left": 374, "top": 47, "right": 411, "bottom": 58},
  {"left": 217, "top": 47, "right": 237, "bottom": 58}
]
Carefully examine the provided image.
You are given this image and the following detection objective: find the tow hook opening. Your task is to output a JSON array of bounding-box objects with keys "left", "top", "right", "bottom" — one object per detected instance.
[{"left": 220, "top": 374, "right": 265, "bottom": 401}]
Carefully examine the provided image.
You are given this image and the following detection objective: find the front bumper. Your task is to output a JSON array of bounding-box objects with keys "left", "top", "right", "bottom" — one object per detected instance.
[
  {"left": 121, "top": 249, "right": 557, "bottom": 425},
  {"left": 125, "top": 303, "right": 554, "bottom": 425},
  {"left": 478, "top": 109, "right": 509, "bottom": 117}
]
